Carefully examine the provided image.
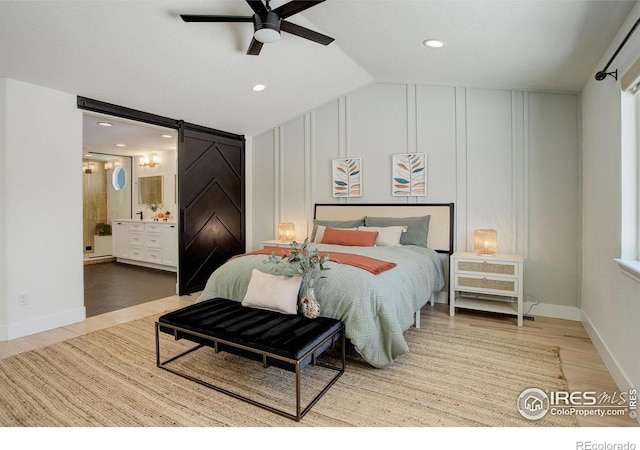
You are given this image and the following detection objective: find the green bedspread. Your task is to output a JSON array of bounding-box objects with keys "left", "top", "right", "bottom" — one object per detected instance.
[{"left": 197, "top": 243, "right": 445, "bottom": 368}]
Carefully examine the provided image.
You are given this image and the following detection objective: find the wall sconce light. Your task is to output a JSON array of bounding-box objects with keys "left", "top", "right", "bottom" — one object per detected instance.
[
  {"left": 139, "top": 155, "right": 161, "bottom": 167},
  {"left": 474, "top": 229, "right": 498, "bottom": 256},
  {"left": 104, "top": 162, "right": 113, "bottom": 170},
  {"left": 278, "top": 222, "right": 295, "bottom": 241},
  {"left": 82, "top": 162, "right": 96, "bottom": 174}
]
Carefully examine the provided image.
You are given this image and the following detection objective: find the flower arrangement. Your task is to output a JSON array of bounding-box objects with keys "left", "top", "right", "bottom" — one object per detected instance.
[
  {"left": 146, "top": 201, "right": 163, "bottom": 213},
  {"left": 268, "top": 238, "right": 330, "bottom": 289}
]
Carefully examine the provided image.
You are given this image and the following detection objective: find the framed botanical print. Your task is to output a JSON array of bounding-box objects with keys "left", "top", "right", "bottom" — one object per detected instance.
[
  {"left": 332, "top": 157, "right": 362, "bottom": 197},
  {"left": 392, "top": 153, "right": 426, "bottom": 196}
]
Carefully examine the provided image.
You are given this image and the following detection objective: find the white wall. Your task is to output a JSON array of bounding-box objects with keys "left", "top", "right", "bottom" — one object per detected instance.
[
  {"left": 0, "top": 79, "right": 7, "bottom": 328},
  {"left": 253, "top": 82, "right": 581, "bottom": 319},
  {"left": 0, "top": 78, "right": 85, "bottom": 340},
  {"left": 581, "top": 3, "right": 640, "bottom": 396}
]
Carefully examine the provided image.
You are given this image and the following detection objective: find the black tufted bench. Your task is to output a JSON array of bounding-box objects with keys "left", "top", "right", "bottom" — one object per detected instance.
[{"left": 155, "top": 298, "right": 345, "bottom": 421}]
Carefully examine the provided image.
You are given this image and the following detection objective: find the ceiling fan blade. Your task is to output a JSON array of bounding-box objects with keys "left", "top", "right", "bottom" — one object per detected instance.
[
  {"left": 247, "top": 38, "right": 263, "bottom": 55},
  {"left": 246, "top": 0, "right": 268, "bottom": 15},
  {"left": 181, "top": 15, "right": 253, "bottom": 23},
  {"left": 274, "top": 1, "right": 326, "bottom": 19},
  {"left": 280, "top": 20, "right": 334, "bottom": 45}
]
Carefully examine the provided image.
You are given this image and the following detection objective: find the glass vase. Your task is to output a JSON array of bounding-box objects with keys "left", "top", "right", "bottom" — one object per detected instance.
[{"left": 300, "top": 287, "right": 320, "bottom": 319}]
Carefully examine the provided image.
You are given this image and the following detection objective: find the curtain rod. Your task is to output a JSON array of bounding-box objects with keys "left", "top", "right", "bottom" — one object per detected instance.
[{"left": 595, "top": 17, "right": 640, "bottom": 81}]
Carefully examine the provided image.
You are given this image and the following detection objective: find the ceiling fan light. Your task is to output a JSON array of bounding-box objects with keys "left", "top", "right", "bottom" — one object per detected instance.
[
  {"left": 255, "top": 27, "right": 280, "bottom": 43},
  {"left": 254, "top": 11, "right": 281, "bottom": 43}
]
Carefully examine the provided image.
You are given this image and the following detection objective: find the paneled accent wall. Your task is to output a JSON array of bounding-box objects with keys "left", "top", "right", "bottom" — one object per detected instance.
[{"left": 252, "top": 83, "right": 580, "bottom": 316}]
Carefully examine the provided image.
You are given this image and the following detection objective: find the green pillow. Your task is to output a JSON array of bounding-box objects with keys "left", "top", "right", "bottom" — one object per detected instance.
[
  {"left": 311, "top": 218, "right": 365, "bottom": 241},
  {"left": 364, "top": 215, "right": 431, "bottom": 247}
]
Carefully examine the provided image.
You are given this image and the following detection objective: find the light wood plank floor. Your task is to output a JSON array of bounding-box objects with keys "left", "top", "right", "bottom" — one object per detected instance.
[
  {"left": 0, "top": 295, "right": 637, "bottom": 427},
  {"left": 422, "top": 304, "right": 638, "bottom": 427}
]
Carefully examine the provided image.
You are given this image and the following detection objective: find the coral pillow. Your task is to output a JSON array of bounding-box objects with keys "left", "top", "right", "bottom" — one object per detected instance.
[
  {"left": 313, "top": 225, "right": 357, "bottom": 243},
  {"left": 320, "top": 227, "right": 378, "bottom": 247}
]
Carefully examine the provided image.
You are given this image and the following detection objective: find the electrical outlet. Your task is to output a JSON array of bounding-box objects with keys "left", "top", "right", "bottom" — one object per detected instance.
[{"left": 18, "top": 292, "right": 28, "bottom": 307}]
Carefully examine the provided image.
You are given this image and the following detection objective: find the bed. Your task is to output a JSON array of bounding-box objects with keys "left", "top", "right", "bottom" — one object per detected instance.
[{"left": 197, "top": 203, "right": 454, "bottom": 369}]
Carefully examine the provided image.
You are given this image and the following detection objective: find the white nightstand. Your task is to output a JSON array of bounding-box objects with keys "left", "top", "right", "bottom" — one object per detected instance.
[
  {"left": 261, "top": 239, "right": 294, "bottom": 249},
  {"left": 449, "top": 252, "right": 524, "bottom": 326}
]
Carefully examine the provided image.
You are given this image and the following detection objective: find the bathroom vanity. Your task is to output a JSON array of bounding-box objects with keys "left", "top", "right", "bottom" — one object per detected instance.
[{"left": 112, "top": 219, "right": 177, "bottom": 272}]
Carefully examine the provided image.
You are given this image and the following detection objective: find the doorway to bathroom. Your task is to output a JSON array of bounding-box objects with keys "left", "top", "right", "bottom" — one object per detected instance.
[
  {"left": 78, "top": 95, "right": 245, "bottom": 314},
  {"left": 82, "top": 111, "right": 179, "bottom": 317}
]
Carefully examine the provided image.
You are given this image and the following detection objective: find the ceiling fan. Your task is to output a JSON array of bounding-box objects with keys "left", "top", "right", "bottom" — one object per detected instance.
[{"left": 180, "top": 0, "right": 335, "bottom": 56}]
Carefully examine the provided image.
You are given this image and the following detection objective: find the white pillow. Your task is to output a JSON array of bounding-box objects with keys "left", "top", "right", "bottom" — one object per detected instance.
[
  {"left": 313, "top": 225, "right": 357, "bottom": 243},
  {"left": 357, "top": 225, "right": 407, "bottom": 246},
  {"left": 242, "top": 269, "right": 302, "bottom": 315}
]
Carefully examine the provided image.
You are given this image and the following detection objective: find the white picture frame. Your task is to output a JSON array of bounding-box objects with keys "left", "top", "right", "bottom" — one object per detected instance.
[
  {"left": 392, "top": 153, "right": 426, "bottom": 196},
  {"left": 332, "top": 157, "right": 362, "bottom": 197}
]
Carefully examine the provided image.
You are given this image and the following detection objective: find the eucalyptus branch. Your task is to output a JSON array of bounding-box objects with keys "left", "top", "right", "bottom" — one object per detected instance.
[{"left": 267, "top": 238, "right": 330, "bottom": 288}]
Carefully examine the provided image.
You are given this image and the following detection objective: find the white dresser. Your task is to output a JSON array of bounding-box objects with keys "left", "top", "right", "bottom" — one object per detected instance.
[{"left": 112, "top": 219, "right": 178, "bottom": 272}]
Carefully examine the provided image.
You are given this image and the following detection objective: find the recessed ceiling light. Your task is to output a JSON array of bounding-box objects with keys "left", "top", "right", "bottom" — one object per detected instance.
[
  {"left": 97, "top": 121, "right": 113, "bottom": 127},
  {"left": 251, "top": 84, "right": 266, "bottom": 92},
  {"left": 116, "top": 143, "right": 126, "bottom": 147},
  {"left": 161, "top": 134, "right": 173, "bottom": 138},
  {"left": 423, "top": 39, "right": 444, "bottom": 48}
]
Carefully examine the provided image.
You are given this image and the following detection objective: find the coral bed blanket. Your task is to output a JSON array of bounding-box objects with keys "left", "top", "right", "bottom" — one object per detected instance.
[{"left": 232, "top": 247, "right": 397, "bottom": 275}]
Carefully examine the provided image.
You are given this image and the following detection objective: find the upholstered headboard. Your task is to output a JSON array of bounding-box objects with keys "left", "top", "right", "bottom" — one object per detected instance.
[{"left": 314, "top": 203, "right": 454, "bottom": 254}]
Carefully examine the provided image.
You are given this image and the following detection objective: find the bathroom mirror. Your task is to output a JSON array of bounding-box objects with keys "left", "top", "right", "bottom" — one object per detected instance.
[{"left": 138, "top": 175, "right": 163, "bottom": 204}]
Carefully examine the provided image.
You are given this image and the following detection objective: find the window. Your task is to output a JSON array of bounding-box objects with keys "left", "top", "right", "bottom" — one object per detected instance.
[{"left": 617, "top": 60, "right": 640, "bottom": 281}]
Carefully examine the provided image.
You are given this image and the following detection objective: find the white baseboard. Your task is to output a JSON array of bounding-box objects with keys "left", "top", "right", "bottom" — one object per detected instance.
[
  {"left": 581, "top": 309, "right": 639, "bottom": 425},
  {"left": 525, "top": 302, "right": 581, "bottom": 321},
  {"left": 433, "top": 291, "right": 449, "bottom": 304},
  {"left": 581, "top": 309, "right": 634, "bottom": 390},
  {"left": 433, "top": 295, "right": 582, "bottom": 321},
  {"left": 1, "top": 307, "right": 86, "bottom": 341}
]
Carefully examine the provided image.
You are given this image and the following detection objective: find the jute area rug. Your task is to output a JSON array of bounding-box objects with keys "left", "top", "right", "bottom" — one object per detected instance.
[{"left": 0, "top": 314, "right": 577, "bottom": 427}]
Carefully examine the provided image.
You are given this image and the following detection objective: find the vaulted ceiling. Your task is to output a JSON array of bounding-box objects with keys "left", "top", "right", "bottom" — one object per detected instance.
[{"left": 1, "top": 0, "right": 636, "bottom": 138}]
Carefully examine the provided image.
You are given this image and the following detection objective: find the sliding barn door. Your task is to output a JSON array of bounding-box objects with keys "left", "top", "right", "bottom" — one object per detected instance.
[{"left": 178, "top": 123, "right": 245, "bottom": 295}]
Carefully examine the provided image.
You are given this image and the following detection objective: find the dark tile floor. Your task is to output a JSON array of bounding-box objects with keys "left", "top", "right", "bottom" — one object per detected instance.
[{"left": 84, "top": 262, "right": 177, "bottom": 317}]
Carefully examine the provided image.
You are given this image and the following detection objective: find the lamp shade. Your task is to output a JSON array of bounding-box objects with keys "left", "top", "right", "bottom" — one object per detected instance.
[
  {"left": 474, "top": 229, "right": 498, "bottom": 256},
  {"left": 278, "top": 223, "right": 295, "bottom": 241}
]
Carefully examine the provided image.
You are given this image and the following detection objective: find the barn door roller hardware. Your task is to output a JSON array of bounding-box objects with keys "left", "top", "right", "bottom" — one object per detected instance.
[{"left": 595, "top": 17, "right": 640, "bottom": 81}]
